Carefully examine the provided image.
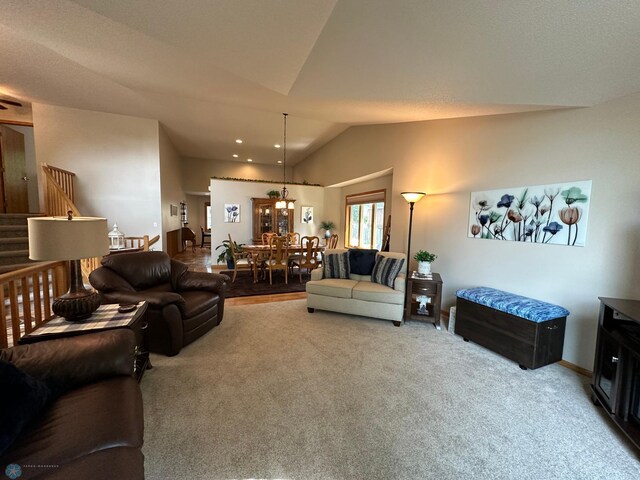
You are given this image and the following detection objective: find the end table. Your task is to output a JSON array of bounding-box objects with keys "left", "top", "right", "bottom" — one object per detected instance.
[
  {"left": 19, "top": 302, "right": 151, "bottom": 382},
  {"left": 405, "top": 272, "right": 443, "bottom": 328}
]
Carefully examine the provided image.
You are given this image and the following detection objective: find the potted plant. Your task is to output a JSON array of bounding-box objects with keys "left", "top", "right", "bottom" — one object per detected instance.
[
  {"left": 215, "top": 239, "right": 244, "bottom": 269},
  {"left": 267, "top": 190, "right": 280, "bottom": 199},
  {"left": 413, "top": 250, "right": 437, "bottom": 275},
  {"left": 320, "top": 220, "right": 336, "bottom": 241}
]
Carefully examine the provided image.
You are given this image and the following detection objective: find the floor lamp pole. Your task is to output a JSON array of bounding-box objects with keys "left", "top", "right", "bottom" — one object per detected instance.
[{"left": 400, "top": 191, "right": 426, "bottom": 319}]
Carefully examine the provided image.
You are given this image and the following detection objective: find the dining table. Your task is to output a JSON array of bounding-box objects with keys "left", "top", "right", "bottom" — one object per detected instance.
[{"left": 242, "top": 243, "right": 325, "bottom": 283}]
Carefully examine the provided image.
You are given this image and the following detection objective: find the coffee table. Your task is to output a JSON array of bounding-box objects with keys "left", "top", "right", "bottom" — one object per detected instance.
[{"left": 19, "top": 302, "right": 151, "bottom": 382}]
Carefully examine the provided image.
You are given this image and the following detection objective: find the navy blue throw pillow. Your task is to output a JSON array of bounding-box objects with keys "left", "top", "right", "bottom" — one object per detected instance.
[
  {"left": 0, "top": 359, "right": 52, "bottom": 455},
  {"left": 348, "top": 249, "right": 379, "bottom": 275}
]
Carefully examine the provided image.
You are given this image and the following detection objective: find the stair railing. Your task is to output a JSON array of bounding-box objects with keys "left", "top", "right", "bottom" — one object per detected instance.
[
  {"left": 0, "top": 261, "right": 68, "bottom": 348},
  {"left": 41, "top": 163, "right": 80, "bottom": 218}
]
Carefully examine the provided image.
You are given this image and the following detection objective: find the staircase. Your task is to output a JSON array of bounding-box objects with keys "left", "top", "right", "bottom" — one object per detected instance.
[{"left": 0, "top": 213, "right": 43, "bottom": 274}]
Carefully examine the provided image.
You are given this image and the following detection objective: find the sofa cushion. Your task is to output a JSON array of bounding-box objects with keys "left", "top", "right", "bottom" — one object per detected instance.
[
  {"left": 349, "top": 273, "right": 372, "bottom": 282},
  {"left": 323, "top": 252, "right": 350, "bottom": 279},
  {"left": 1, "top": 376, "right": 143, "bottom": 468},
  {"left": 352, "top": 281, "right": 405, "bottom": 305},
  {"left": 306, "top": 278, "right": 358, "bottom": 298},
  {"left": 371, "top": 255, "right": 405, "bottom": 288},
  {"left": 348, "top": 249, "right": 378, "bottom": 275},
  {"left": 0, "top": 360, "right": 52, "bottom": 455}
]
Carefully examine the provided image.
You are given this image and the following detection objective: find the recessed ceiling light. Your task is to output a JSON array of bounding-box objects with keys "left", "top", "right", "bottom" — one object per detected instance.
[
  {"left": 277, "top": 160, "right": 282, "bottom": 164},
  {"left": 274, "top": 144, "right": 281, "bottom": 148},
  {"left": 247, "top": 158, "right": 253, "bottom": 162},
  {"left": 235, "top": 139, "right": 243, "bottom": 144},
  {"left": 232, "top": 154, "right": 238, "bottom": 158}
]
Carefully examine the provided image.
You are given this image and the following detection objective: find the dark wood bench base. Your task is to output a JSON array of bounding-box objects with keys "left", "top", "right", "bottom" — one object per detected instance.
[{"left": 455, "top": 297, "right": 566, "bottom": 370}]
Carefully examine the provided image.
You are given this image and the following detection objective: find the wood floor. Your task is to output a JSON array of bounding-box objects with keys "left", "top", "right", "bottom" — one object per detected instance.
[{"left": 173, "top": 247, "right": 306, "bottom": 306}]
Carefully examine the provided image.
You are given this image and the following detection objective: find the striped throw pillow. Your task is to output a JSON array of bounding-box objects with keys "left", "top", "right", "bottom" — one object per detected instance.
[
  {"left": 371, "top": 255, "right": 405, "bottom": 288},
  {"left": 323, "top": 252, "right": 350, "bottom": 279}
]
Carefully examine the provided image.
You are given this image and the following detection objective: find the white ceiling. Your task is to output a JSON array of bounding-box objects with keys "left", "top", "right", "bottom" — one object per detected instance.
[{"left": 1, "top": 0, "right": 639, "bottom": 165}]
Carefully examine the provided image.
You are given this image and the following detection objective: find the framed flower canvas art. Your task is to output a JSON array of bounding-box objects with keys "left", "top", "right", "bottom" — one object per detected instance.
[
  {"left": 468, "top": 180, "right": 592, "bottom": 246},
  {"left": 301, "top": 206, "right": 313, "bottom": 224},
  {"left": 224, "top": 204, "right": 240, "bottom": 223}
]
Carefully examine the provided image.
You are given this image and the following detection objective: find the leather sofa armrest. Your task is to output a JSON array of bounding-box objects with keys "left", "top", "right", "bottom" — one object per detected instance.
[
  {"left": 393, "top": 273, "right": 406, "bottom": 293},
  {"left": 0, "top": 329, "right": 136, "bottom": 391},
  {"left": 89, "top": 267, "right": 136, "bottom": 293},
  {"left": 310, "top": 268, "right": 323, "bottom": 281},
  {"left": 101, "top": 291, "right": 185, "bottom": 309},
  {"left": 176, "top": 271, "right": 229, "bottom": 294}
]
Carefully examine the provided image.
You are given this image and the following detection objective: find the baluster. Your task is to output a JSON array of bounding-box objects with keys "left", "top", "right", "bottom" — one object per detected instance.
[
  {"left": 32, "top": 272, "right": 42, "bottom": 327},
  {"left": 8, "top": 281, "right": 21, "bottom": 345},
  {"left": 21, "top": 277, "right": 33, "bottom": 334},
  {"left": 0, "top": 285, "right": 7, "bottom": 348}
]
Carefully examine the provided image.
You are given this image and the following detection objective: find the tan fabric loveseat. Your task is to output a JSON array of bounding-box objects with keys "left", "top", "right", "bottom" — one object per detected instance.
[{"left": 306, "top": 249, "right": 406, "bottom": 326}]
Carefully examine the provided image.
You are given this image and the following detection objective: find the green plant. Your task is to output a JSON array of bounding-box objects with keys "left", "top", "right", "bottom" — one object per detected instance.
[
  {"left": 266, "top": 189, "right": 280, "bottom": 199},
  {"left": 413, "top": 250, "right": 437, "bottom": 263},
  {"left": 320, "top": 221, "right": 336, "bottom": 231},
  {"left": 215, "top": 239, "right": 245, "bottom": 264}
]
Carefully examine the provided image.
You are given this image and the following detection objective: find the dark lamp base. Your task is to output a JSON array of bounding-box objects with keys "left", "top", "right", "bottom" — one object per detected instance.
[{"left": 52, "top": 290, "right": 101, "bottom": 322}]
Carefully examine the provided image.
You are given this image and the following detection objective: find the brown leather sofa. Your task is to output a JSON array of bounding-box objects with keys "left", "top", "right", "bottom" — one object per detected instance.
[
  {"left": 89, "top": 251, "right": 229, "bottom": 356},
  {"left": 0, "top": 330, "right": 144, "bottom": 480}
]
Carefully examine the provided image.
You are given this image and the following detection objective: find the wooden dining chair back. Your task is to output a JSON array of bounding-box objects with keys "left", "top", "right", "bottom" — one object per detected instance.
[
  {"left": 262, "top": 232, "right": 276, "bottom": 245},
  {"left": 290, "top": 236, "right": 320, "bottom": 282},
  {"left": 328, "top": 233, "right": 339, "bottom": 248},
  {"left": 287, "top": 232, "right": 301, "bottom": 245},
  {"left": 201, "top": 226, "right": 211, "bottom": 248},
  {"left": 266, "top": 235, "right": 289, "bottom": 284},
  {"left": 227, "top": 234, "right": 253, "bottom": 283},
  {"left": 181, "top": 227, "right": 196, "bottom": 252}
]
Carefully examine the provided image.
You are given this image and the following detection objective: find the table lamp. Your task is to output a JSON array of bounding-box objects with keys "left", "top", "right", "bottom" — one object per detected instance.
[{"left": 28, "top": 213, "right": 110, "bottom": 321}]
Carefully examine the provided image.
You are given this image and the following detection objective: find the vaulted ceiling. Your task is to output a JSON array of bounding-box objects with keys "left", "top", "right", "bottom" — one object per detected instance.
[{"left": 1, "top": 1, "right": 639, "bottom": 165}]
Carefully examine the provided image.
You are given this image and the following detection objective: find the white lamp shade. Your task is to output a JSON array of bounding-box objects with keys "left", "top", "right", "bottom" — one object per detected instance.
[
  {"left": 401, "top": 192, "right": 426, "bottom": 203},
  {"left": 28, "top": 216, "right": 110, "bottom": 261}
]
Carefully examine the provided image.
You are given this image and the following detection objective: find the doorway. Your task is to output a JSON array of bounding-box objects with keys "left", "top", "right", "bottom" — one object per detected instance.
[{"left": 0, "top": 124, "right": 32, "bottom": 213}]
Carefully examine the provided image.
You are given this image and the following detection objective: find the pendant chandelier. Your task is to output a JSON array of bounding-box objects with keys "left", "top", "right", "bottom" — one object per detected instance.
[{"left": 275, "top": 113, "right": 294, "bottom": 214}]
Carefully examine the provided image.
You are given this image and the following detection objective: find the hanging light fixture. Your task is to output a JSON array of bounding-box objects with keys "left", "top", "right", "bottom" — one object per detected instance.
[{"left": 275, "top": 113, "right": 295, "bottom": 215}]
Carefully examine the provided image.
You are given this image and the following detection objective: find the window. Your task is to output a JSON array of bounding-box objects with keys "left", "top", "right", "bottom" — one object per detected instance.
[
  {"left": 345, "top": 190, "right": 386, "bottom": 250},
  {"left": 205, "top": 202, "right": 211, "bottom": 230}
]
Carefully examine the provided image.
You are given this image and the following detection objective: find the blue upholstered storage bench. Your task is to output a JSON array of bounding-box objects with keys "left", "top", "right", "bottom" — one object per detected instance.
[{"left": 455, "top": 287, "right": 569, "bottom": 369}]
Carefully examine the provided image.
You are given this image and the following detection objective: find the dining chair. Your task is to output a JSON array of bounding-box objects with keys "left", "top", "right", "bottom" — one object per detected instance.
[
  {"left": 261, "top": 232, "right": 276, "bottom": 245},
  {"left": 181, "top": 227, "right": 196, "bottom": 252},
  {"left": 227, "top": 234, "right": 254, "bottom": 283},
  {"left": 289, "top": 236, "right": 320, "bottom": 282},
  {"left": 287, "top": 232, "right": 301, "bottom": 245},
  {"left": 201, "top": 226, "right": 212, "bottom": 248},
  {"left": 328, "top": 233, "right": 339, "bottom": 248},
  {"left": 266, "top": 235, "right": 289, "bottom": 285}
]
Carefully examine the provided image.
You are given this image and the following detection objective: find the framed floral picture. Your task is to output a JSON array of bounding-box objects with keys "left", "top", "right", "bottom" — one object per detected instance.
[
  {"left": 301, "top": 206, "right": 313, "bottom": 224},
  {"left": 224, "top": 204, "right": 240, "bottom": 223},
  {"left": 468, "top": 180, "right": 592, "bottom": 246}
]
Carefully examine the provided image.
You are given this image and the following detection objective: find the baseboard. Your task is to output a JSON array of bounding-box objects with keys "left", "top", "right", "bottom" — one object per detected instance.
[{"left": 558, "top": 360, "right": 592, "bottom": 377}]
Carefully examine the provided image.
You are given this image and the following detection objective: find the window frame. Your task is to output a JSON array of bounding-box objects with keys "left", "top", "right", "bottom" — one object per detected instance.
[{"left": 345, "top": 189, "right": 386, "bottom": 250}]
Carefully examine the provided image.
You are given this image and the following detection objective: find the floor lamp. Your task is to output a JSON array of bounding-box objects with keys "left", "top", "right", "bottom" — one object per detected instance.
[{"left": 401, "top": 192, "right": 426, "bottom": 312}]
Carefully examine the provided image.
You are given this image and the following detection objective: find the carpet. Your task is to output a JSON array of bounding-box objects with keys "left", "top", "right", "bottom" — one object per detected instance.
[
  {"left": 221, "top": 269, "right": 310, "bottom": 298},
  {"left": 141, "top": 300, "right": 640, "bottom": 480}
]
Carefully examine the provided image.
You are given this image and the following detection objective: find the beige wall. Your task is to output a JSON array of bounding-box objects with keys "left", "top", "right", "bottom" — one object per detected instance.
[
  {"left": 293, "top": 93, "right": 640, "bottom": 369},
  {"left": 183, "top": 156, "right": 293, "bottom": 194},
  {"left": 159, "top": 126, "right": 185, "bottom": 245},
  {"left": 209, "top": 178, "right": 325, "bottom": 260},
  {"left": 32, "top": 104, "right": 164, "bottom": 249}
]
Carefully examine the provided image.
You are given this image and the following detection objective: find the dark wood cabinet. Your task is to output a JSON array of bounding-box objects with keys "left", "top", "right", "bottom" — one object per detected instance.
[
  {"left": 251, "top": 198, "right": 295, "bottom": 243},
  {"left": 591, "top": 297, "right": 640, "bottom": 449},
  {"left": 405, "top": 272, "right": 442, "bottom": 328}
]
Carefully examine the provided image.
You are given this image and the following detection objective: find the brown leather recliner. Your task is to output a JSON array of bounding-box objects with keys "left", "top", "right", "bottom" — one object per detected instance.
[
  {"left": 89, "top": 251, "right": 229, "bottom": 356},
  {"left": 0, "top": 330, "right": 144, "bottom": 480}
]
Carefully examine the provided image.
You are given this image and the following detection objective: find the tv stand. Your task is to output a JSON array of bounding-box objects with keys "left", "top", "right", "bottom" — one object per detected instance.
[{"left": 591, "top": 297, "right": 640, "bottom": 450}]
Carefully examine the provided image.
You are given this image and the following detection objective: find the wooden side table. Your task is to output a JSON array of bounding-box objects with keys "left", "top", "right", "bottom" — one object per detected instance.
[
  {"left": 19, "top": 302, "right": 151, "bottom": 382},
  {"left": 405, "top": 272, "right": 443, "bottom": 328}
]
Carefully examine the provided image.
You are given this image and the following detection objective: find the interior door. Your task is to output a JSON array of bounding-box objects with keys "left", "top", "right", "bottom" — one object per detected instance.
[{"left": 0, "top": 125, "right": 29, "bottom": 213}]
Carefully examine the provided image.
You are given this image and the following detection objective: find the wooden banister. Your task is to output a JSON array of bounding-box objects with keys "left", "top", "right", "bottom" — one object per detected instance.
[
  {"left": 0, "top": 261, "right": 68, "bottom": 348},
  {"left": 41, "top": 163, "right": 80, "bottom": 217}
]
